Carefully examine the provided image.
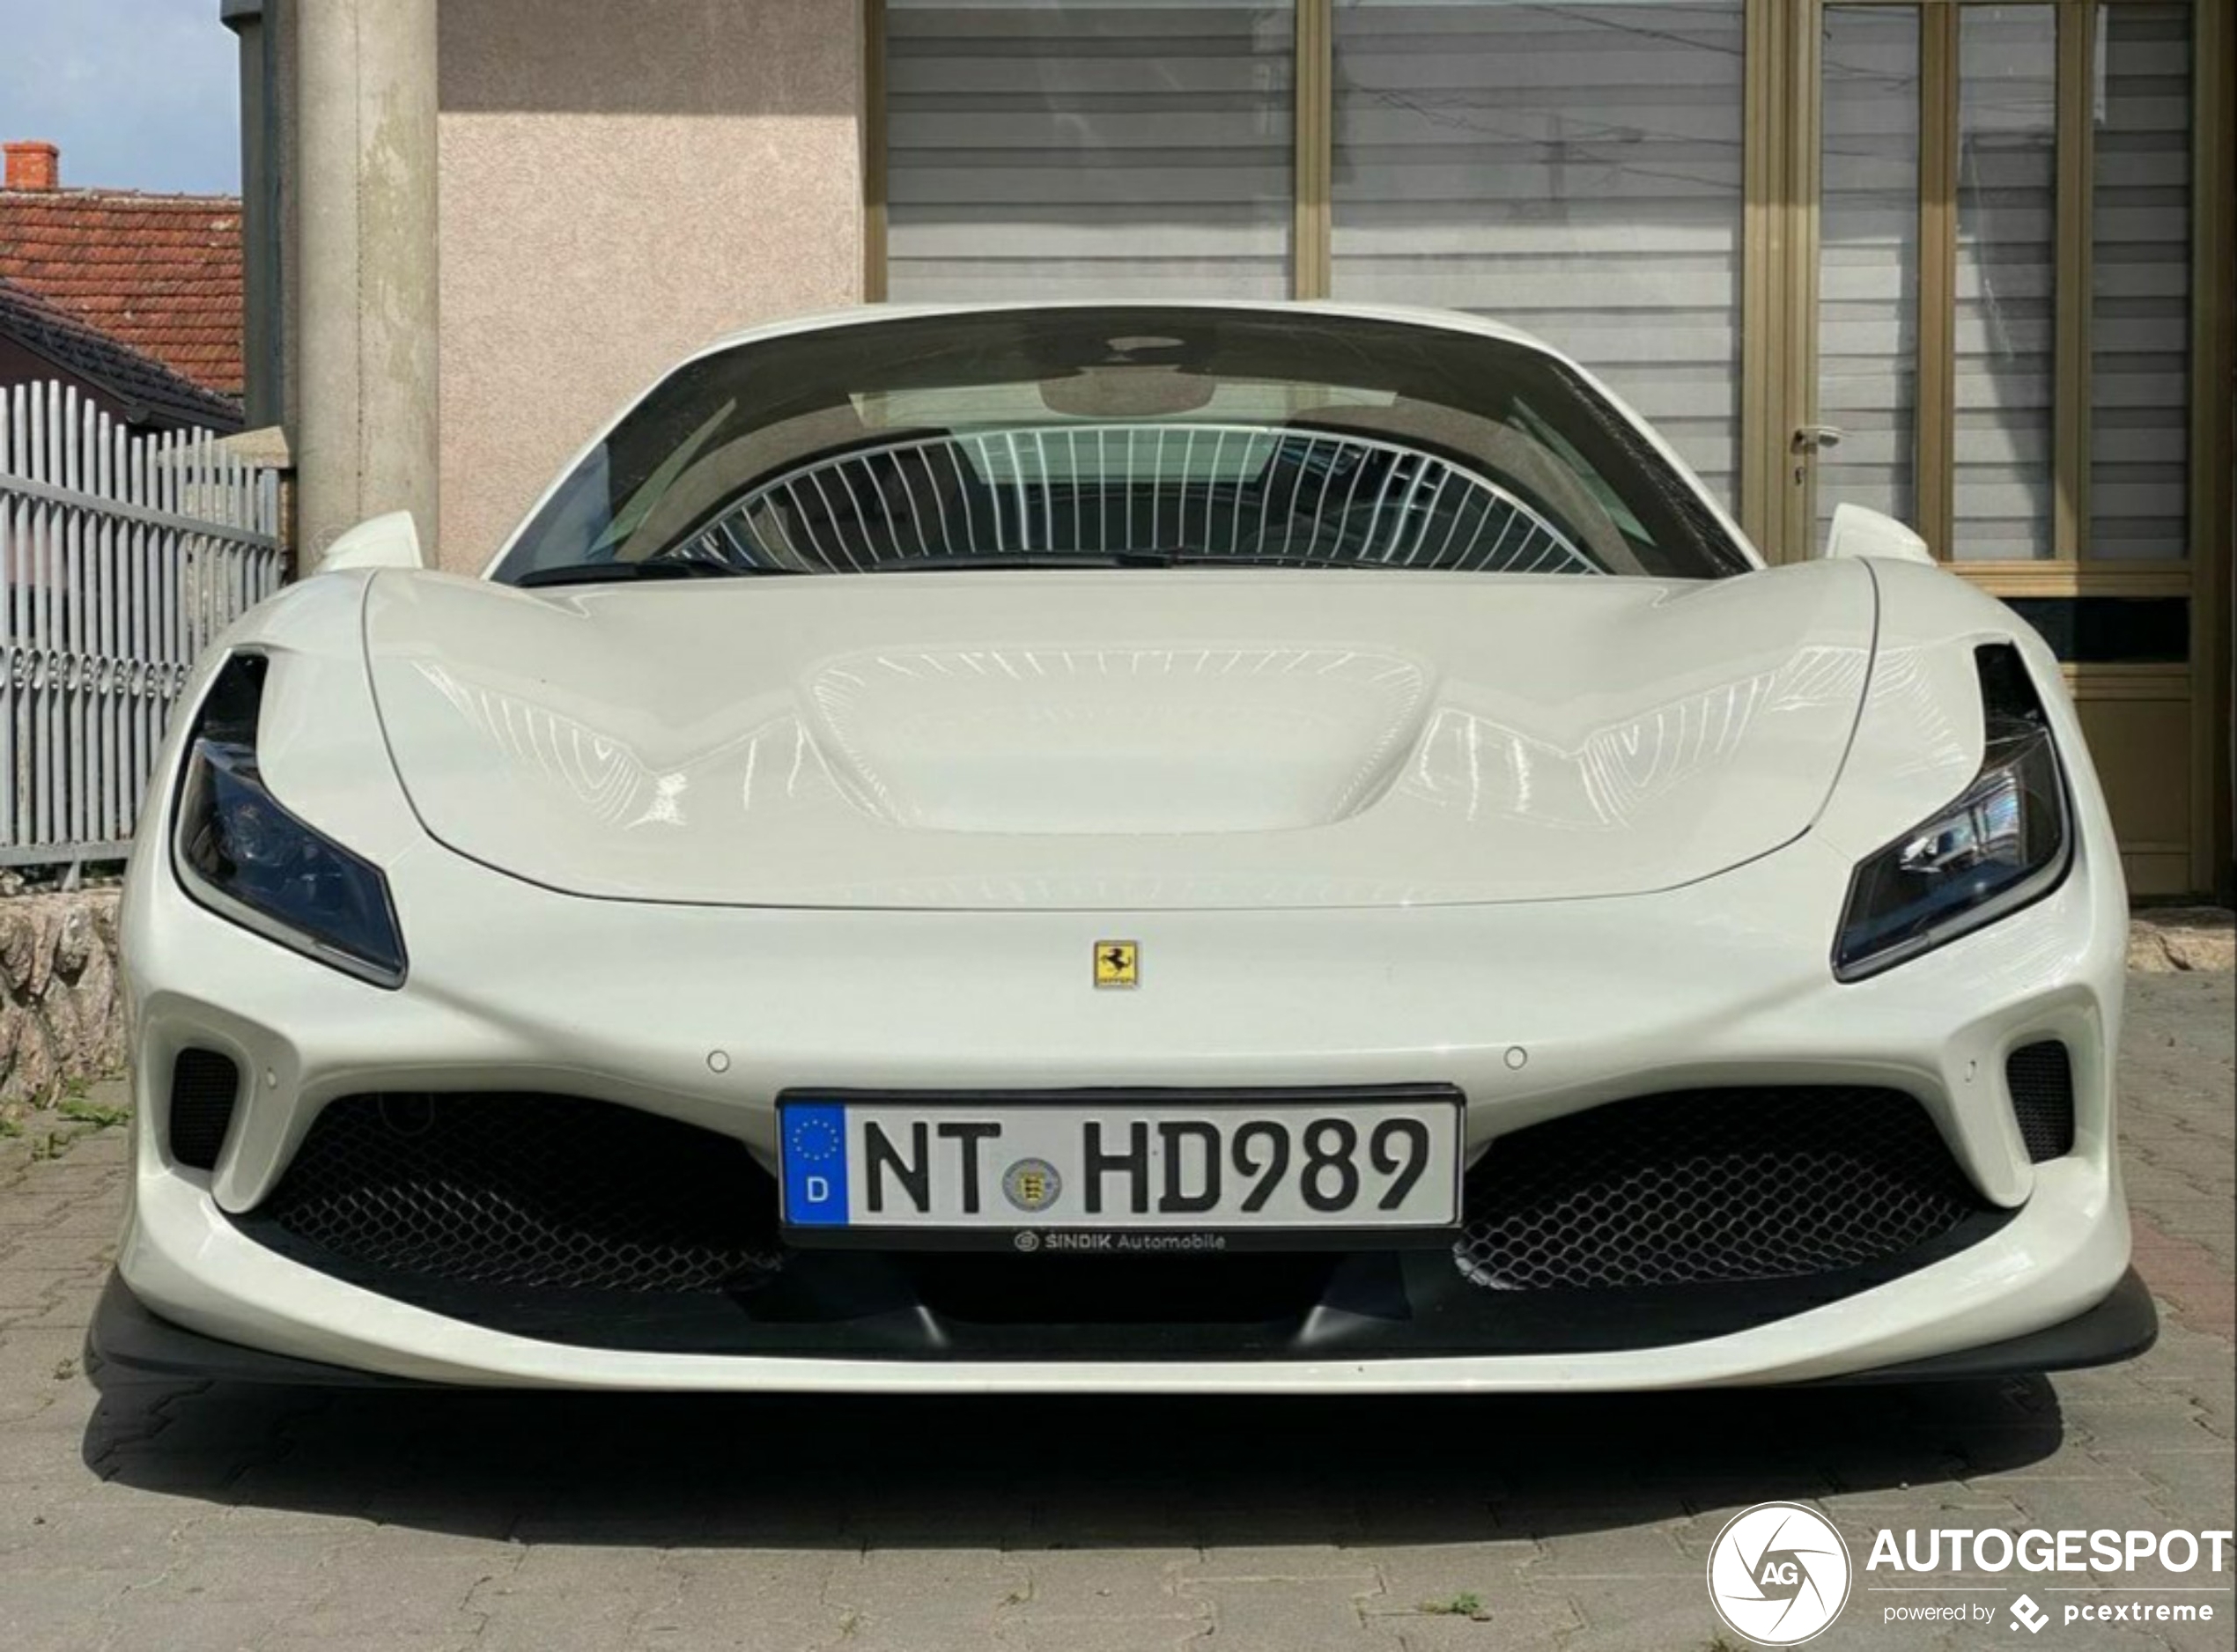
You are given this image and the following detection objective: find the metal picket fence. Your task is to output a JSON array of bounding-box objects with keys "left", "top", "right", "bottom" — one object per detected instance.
[{"left": 0, "top": 380, "right": 284, "bottom": 872}]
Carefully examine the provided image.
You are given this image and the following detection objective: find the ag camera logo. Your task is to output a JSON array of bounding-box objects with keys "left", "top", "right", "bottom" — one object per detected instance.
[{"left": 1706, "top": 1501, "right": 1852, "bottom": 1645}]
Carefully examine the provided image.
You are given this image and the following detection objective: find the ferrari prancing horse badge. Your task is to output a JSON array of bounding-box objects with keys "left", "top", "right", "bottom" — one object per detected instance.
[{"left": 1094, "top": 940, "right": 1139, "bottom": 989}]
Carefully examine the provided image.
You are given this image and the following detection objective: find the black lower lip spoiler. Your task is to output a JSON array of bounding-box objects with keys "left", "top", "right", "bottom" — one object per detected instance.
[
  {"left": 1812, "top": 1266, "right": 2157, "bottom": 1384},
  {"left": 85, "top": 1274, "right": 432, "bottom": 1388},
  {"left": 85, "top": 1268, "right": 2157, "bottom": 1391}
]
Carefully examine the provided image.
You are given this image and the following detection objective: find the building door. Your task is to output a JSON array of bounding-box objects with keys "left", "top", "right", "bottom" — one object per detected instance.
[{"left": 1797, "top": 0, "right": 2226, "bottom": 896}]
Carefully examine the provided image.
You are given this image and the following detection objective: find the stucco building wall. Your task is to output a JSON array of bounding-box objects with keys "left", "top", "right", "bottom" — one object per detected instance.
[{"left": 434, "top": 0, "right": 865, "bottom": 573}]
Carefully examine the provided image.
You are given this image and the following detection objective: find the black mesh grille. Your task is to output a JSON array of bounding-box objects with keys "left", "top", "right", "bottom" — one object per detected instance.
[
  {"left": 256, "top": 1094, "right": 783, "bottom": 1293},
  {"left": 1456, "top": 1087, "right": 1984, "bottom": 1291},
  {"left": 168, "top": 1050, "right": 240, "bottom": 1170},
  {"left": 2006, "top": 1042, "right": 2076, "bottom": 1162}
]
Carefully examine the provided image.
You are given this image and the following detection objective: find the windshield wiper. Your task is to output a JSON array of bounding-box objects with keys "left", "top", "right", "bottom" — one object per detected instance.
[
  {"left": 857, "top": 551, "right": 1436, "bottom": 573},
  {"left": 515, "top": 558, "right": 790, "bottom": 588},
  {"left": 862, "top": 551, "right": 1193, "bottom": 573}
]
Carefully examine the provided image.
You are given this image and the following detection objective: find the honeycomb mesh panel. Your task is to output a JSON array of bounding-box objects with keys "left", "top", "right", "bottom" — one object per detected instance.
[
  {"left": 2005, "top": 1041, "right": 2076, "bottom": 1162},
  {"left": 259, "top": 1094, "right": 782, "bottom": 1293},
  {"left": 169, "top": 1049, "right": 241, "bottom": 1170},
  {"left": 1455, "top": 1087, "right": 1982, "bottom": 1291}
]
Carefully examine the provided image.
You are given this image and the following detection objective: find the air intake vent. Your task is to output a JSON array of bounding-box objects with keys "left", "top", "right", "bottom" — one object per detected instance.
[
  {"left": 169, "top": 1050, "right": 241, "bottom": 1169},
  {"left": 1456, "top": 1086, "right": 1982, "bottom": 1291},
  {"left": 2006, "top": 1041, "right": 2075, "bottom": 1162},
  {"left": 254, "top": 1093, "right": 783, "bottom": 1294}
]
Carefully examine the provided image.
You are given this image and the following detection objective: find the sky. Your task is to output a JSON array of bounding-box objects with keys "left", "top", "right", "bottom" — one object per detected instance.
[{"left": 0, "top": 0, "right": 239, "bottom": 195}]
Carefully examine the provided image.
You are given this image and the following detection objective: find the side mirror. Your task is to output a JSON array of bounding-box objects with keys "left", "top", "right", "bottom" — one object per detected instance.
[
  {"left": 1822, "top": 502, "right": 1933, "bottom": 565},
  {"left": 320, "top": 510, "right": 427, "bottom": 572}
]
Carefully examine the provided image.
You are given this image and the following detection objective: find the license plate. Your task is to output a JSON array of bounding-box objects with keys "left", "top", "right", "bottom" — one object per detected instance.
[{"left": 777, "top": 1088, "right": 1464, "bottom": 1250}]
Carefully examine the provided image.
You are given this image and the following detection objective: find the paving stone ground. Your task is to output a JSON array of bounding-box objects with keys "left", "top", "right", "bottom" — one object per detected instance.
[{"left": 0, "top": 973, "right": 2227, "bottom": 1652}]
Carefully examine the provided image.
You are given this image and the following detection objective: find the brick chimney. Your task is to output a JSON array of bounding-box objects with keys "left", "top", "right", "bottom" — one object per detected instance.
[{"left": 4, "top": 142, "right": 60, "bottom": 192}]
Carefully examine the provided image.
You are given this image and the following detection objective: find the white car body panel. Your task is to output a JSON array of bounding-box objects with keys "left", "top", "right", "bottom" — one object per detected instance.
[
  {"left": 319, "top": 508, "right": 426, "bottom": 572},
  {"left": 106, "top": 302, "right": 2138, "bottom": 1392},
  {"left": 116, "top": 811, "right": 2129, "bottom": 1389},
  {"left": 365, "top": 562, "right": 1875, "bottom": 909}
]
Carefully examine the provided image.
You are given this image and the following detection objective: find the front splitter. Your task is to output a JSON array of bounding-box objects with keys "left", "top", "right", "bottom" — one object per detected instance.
[{"left": 86, "top": 1267, "right": 2159, "bottom": 1391}]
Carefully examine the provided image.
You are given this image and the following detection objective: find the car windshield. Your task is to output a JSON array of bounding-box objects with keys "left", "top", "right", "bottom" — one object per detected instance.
[{"left": 491, "top": 308, "right": 1749, "bottom": 586}]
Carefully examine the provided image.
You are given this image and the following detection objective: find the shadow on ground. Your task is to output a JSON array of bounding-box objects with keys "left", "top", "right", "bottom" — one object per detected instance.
[{"left": 82, "top": 1374, "right": 2064, "bottom": 1547}]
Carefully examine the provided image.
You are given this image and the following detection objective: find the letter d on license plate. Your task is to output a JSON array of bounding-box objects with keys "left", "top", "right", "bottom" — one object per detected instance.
[{"left": 778, "top": 1088, "right": 1464, "bottom": 1250}]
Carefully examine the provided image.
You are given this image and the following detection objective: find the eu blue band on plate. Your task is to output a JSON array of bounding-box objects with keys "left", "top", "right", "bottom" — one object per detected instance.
[{"left": 782, "top": 1103, "right": 850, "bottom": 1226}]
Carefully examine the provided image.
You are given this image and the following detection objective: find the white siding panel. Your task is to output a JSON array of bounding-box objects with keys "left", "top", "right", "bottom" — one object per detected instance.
[
  {"left": 1952, "top": 4, "right": 2057, "bottom": 563},
  {"left": 886, "top": 3, "right": 1296, "bottom": 301},
  {"left": 1816, "top": 5, "right": 1921, "bottom": 538},
  {"left": 1328, "top": 2, "right": 1746, "bottom": 507},
  {"left": 2088, "top": 3, "right": 2193, "bottom": 561}
]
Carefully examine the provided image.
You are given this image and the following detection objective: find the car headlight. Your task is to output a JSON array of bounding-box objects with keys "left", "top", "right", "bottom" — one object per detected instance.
[
  {"left": 1834, "top": 643, "right": 2071, "bottom": 981},
  {"left": 172, "top": 653, "right": 408, "bottom": 987}
]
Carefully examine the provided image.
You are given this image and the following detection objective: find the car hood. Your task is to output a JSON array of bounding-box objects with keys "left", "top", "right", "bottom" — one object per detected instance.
[{"left": 363, "top": 564, "right": 1874, "bottom": 910}]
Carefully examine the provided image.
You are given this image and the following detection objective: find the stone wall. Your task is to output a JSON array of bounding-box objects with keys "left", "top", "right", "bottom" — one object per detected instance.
[
  {"left": 0, "top": 890, "right": 124, "bottom": 1106},
  {"left": 2129, "top": 908, "right": 2237, "bottom": 974}
]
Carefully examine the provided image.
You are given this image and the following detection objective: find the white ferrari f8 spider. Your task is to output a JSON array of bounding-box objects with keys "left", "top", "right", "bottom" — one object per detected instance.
[{"left": 94, "top": 304, "right": 2152, "bottom": 1391}]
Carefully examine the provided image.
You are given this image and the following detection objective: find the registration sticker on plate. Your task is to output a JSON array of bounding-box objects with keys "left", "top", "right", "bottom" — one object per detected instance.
[{"left": 778, "top": 1090, "right": 1464, "bottom": 1250}]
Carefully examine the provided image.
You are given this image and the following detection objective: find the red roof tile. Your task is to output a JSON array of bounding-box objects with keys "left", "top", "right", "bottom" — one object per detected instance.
[{"left": 0, "top": 188, "right": 243, "bottom": 398}]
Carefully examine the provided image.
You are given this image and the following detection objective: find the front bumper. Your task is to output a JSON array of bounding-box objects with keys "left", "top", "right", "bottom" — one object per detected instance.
[
  {"left": 106, "top": 1153, "right": 2138, "bottom": 1392},
  {"left": 112, "top": 811, "right": 2138, "bottom": 1392}
]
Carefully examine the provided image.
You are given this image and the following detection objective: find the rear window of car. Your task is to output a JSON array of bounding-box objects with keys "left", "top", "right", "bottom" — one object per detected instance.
[{"left": 491, "top": 308, "right": 1752, "bottom": 586}]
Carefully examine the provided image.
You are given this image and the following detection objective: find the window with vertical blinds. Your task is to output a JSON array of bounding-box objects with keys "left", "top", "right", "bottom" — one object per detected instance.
[
  {"left": 2090, "top": 3, "right": 2192, "bottom": 560},
  {"left": 874, "top": 0, "right": 2214, "bottom": 575},
  {"left": 1817, "top": 7, "right": 1920, "bottom": 537},
  {"left": 1325, "top": 1, "right": 1747, "bottom": 508},
  {"left": 882, "top": 1, "right": 1296, "bottom": 301},
  {"left": 1953, "top": 5, "right": 2057, "bottom": 562}
]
